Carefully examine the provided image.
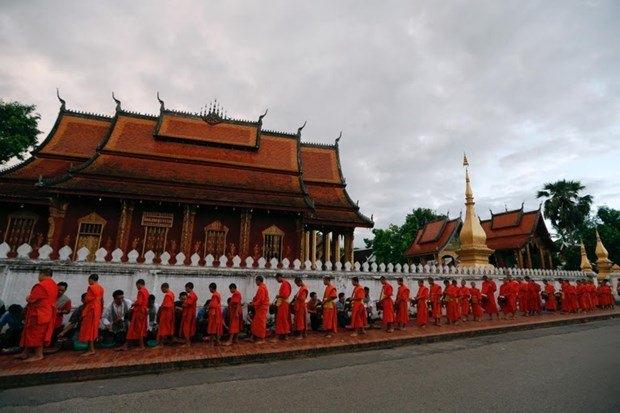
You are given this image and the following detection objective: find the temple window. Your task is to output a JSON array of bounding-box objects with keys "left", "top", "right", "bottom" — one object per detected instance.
[
  {"left": 205, "top": 220, "right": 228, "bottom": 257},
  {"left": 74, "top": 212, "right": 106, "bottom": 260},
  {"left": 141, "top": 212, "right": 173, "bottom": 256},
  {"left": 4, "top": 211, "right": 37, "bottom": 251},
  {"left": 262, "top": 225, "right": 284, "bottom": 260}
]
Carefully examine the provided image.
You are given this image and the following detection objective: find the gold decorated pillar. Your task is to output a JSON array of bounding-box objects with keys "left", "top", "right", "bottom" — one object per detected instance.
[
  {"left": 115, "top": 200, "right": 134, "bottom": 253},
  {"left": 344, "top": 231, "right": 354, "bottom": 264},
  {"left": 304, "top": 230, "right": 310, "bottom": 262},
  {"left": 180, "top": 205, "right": 197, "bottom": 260},
  {"left": 525, "top": 243, "right": 532, "bottom": 269},
  {"left": 239, "top": 211, "right": 252, "bottom": 258},
  {"left": 48, "top": 199, "right": 68, "bottom": 259},
  {"left": 323, "top": 231, "right": 331, "bottom": 263},
  {"left": 332, "top": 233, "right": 341, "bottom": 264},
  {"left": 310, "top": 230, "right": 317, "bottom": 267}
]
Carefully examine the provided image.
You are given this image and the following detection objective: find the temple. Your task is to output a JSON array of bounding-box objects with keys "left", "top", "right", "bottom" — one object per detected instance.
[{"left": 0, "top": 95, "right": 372, "bottom": 266}]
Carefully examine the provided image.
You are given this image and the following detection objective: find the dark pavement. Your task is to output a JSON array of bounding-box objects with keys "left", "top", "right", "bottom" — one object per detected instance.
[{"left": 1, "top": 318, "right": 618, "bottom": 413}]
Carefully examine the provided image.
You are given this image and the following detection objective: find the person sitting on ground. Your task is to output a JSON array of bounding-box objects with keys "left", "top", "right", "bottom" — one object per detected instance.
[
  {"left": 0, "top": 304, "right": 24, "bottom": 352},
  {"left": 147, "top": 294, "right": 159, "bottom": 341},
  {"left": 53, "top": 282, "right": 72, "bottom": 343},
  {"left": 307, "top": 292, "right": 321, "bottom": 331},
  {"left": 175, "top": 292, "right": 188, "bottom": 338},
  {"left": 100, "top": 290, "right": 132, "bottom": 345},
  {"left": 0, "top": 298, "right": 6, "bottom": 318},
  {"left": 57, "top": 293, "right": 87, "bottom": 345},
  {"left": 336, "top": 292, "right": 348, "bottom": 328},
  {"left": 363, "top": 286, "right": 372, "bottom": 323}
]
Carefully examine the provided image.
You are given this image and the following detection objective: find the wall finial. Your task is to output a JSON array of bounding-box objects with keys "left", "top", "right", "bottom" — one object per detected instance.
[
  {"left": 112, "top": 92, "right": 121, "bottom": 111},
  {"left": 297, "top": 120, "right": 307, "bottom": 136},
  {"left": 335, "top": 131, "right": 342, "bottom": 145},
  {"left": 56, "top": 88, "right": 66, "bottom": 111},
  {"left": 258, "top": 108, "right": 268, "bottom": 123},
  {"left": 156, "top": 91, "right": 165, "bottom": 111}
]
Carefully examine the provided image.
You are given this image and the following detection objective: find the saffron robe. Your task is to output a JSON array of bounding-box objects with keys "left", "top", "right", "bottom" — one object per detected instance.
[
  {"left": 79, "top": 282, "right": 105, "bottom": 342},
  {"left": 396, "top": 284, "right": 410, "bottom": 324},
  {"left": 458, "top": 286, "right": 471, "bottom": 317},
  {"left": 430, "top": 283, "right": 442, "bottom": 319},
  {"left": 251, "top": 284, "right": 269, "bottom": 338},
  {"left": 445, "top": 285, "right": 460, "bottom": 322},
  {"left": 561, "top": 282, "right": 571, "bottom": 312},
  {"left": 322, "top": 284, "right": 338, "bottom": 333},
  {"left": 588, "top": 284, "right": 598, "bottom": 308},
  {"left": 544, "top": 283, "right": 557, "bottom": 311},
  {"left": 499, "top": 282, "right": 512, "bottom": 314},
  {"left": 481, "top": 280, "right": 499, "bottom": 315},
  {"left": 350, "top": 284, "right": 367, "bottom": 329},
  {"left": 275, "top": 280, "right": 292, "bottom": 335},
  {"left": 380, "top": 282, "right": 395, "bottom": 324},
  {"left": 518, "top": 282, "right": 529, "bottom": 313},
  {"left": 228, "top": 290, "right": 242, "bottom": 334},
  {"left": 20, "top": 278, "right": 58, "bottom": 347},
  {"left": 127, "top": 287, "right": 150, "bottom": 340},
  {"left": 157, "top": 290, "right": 175, "bottom": 338},
  {"left": 180, "top": 290, "right": 198, "bottom": 339},
  {"left": 207, "top": 291, "right": 223, "bottom": 336},
  {"left": 568, "top": 283, "right": 579, "bottom": 312},
  {"left": 470, "top": 287, "right": 484, "bottom": 318},
  {"left": 293, "top": 285, "right": 308, "bottom": 332},
  {"left": 416, "top": 285, "right": 430, "bottom": 326}
]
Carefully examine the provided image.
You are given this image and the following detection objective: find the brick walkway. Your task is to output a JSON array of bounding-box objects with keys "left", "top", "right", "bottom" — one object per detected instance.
[{"left": 0, "top": 309, "right": 617, "bottom": 388}]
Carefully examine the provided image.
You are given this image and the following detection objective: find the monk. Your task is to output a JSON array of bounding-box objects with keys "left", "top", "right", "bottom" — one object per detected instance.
[
  {"left": 395, "top": 277, "right": 410, "bottom": 330},
  {"left": 120, "top": 279, "right": 149, "bottom": 350},
  {"left": 79, "top": 273, "right": 105, "bottom": 356},
  {"left": 15, "top": 268, "right": 58, "bottom": 362},
  {"left": 223, "top": 283, "right": 242, "bottom": 346},
  {"left": 415, "top": 279, "right": 429, "bottom": 327},
  {"left": 481, "top": 275, "right": 499, "bottom": 320},
  {"left": 526, "top": 277, "right": 541, "bottom": 315},
  {"left": 155, "top": 283, "right": 175, "bottom": 347},
  {"left": 292, "top": 277, "right": 308, "bottom": 339},
  {"left": 587, "top": 280, "right": 598, "bottom": 309},
  {"left": 499, "top": 278, "right": 514, "bottom": 319},
  {"left": 250, "top": 275, "right": 269, "bottom": 343},
  {"left": 560, "top": 279, "right": 571, "bottom": 313},
  {"left": 576, "top": 280, "right": 587, "bottom": 312},
  {"left": 568, "top": 280, "right": 579, "bottom": 313},
  {"left": 458, "top": 279, "right": 471, "bottom": 322},
  {"left": 469, "top": 281, "right": 483, "bottom": 322},
  {"left": 517, "top": 277, "right": 529, "bottom": 315},
  {"left": 207, "top": 283, "right": 223, "bottom": 345},
  {"left": 543, "top": 279, "right": 557, "bottom": 311},
  {"left": 379, "top": 276, "right": 395, "bottom": 332},
  {"left": 428, "top": 277, "right": 442, "bottom": 326},
  {"left": 445, "top": 280, "right": 460, "bottom": 324},
  {"left": 350, "top": 277, "right": 367, "bottom": 336},
  {"left": 179, "top": 282, "right": 198, "bottom": 346},
  {"left": 274, "top": 273, "right": 292, "bottom": 340},
  {"left": 321, "top": 276, "right": 338, "bottom": 337}
]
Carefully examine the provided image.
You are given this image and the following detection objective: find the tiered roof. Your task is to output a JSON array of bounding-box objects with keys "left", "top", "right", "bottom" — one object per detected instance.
[
  {"left": 405, "top": 217, "right": 461, "bottom": 257},
  {"left": 480, "top": 206, "right": 552, "bottom": 250},
  {"left": 1, "top": 97, "right": 372, "bottom": 228}
]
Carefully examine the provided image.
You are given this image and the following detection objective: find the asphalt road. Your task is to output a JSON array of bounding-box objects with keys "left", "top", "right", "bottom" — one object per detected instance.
[{"left": 1, "top": 318, "right": 619, "bottom": 413}]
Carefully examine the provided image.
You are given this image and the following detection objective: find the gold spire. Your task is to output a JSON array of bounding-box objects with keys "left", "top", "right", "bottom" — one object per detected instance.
[
  {"left": 595, "top": 229, "right": 613, "bottom": 279},
  {"left": 579, "top": 241, "right": 593, "bottom": 273},
  {"left": 457, "top": 158, "right": 492, "bottom": 267}
]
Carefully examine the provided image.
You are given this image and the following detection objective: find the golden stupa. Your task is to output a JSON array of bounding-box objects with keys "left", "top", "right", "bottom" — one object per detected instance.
[
  {"left": 579, "top": 240, "right": 593, "bottom": 273},
  {"left": 595, "top": 229, "right": 613, "bottom": 280},
  {"left": 457, "top": 155, "right": 493, "bottom": 267}
]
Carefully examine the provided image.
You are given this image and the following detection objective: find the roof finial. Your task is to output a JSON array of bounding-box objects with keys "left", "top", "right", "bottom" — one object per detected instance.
[
  {"left": 504, "top": 204, "right": 508, "bottom": 212},
  {"left": 258, "top": 108, "right": 268, "bottom": 123},
  {"left": 112, "top": 92, "right": 121, "bottom": 111},
  {"left": 156, "top": 91, "right": 165, "bottom": 111},
  {"left": 521, "top": 201, "right": 525, "bottom": 210},
  {"left": 463, "top": 152, "right": 469, "bottom": 167},
  {"left": 335, "top": 131, "right": 342, "bottom": 146},
  {"left": 297, "top": 120, "right": 307, "bottom": 136},
  {"left": 371, "top": 214, "right": 374, "bottom": 221},
  {"left": 56, "top": 88, "right": 66, "bottom": 111},
  {"left": 489, "top": 208, "right": 493, "bottom": 217}
]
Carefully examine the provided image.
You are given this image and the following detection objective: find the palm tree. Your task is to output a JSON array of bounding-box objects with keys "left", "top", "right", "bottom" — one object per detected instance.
[{"left": 537, "top": 180, "right": 593, "bottom": 245}]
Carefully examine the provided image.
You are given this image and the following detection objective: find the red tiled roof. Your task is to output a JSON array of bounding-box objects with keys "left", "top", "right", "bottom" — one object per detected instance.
[
  {"left": 480, "top": 209, "right": 547, "bottom": 250},
  {"left": 405, "top": 218, "right": 461, "bottom": 257},
  {"left": 300, "top": 144, "right": 373, "bottom": 228}
]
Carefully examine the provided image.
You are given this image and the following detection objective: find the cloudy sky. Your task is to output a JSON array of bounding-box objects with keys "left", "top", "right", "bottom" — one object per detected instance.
[{"left": 1, "top": 0, "right": 618, "bottom": 245}]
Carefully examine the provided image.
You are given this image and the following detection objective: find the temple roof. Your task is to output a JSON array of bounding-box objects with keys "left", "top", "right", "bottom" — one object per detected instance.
[
  {"left": 480, "top": 207, "right": 552, "bottom": 250},
  {"left": 405, "top": 217, "right": 461, "bottom": 257}
]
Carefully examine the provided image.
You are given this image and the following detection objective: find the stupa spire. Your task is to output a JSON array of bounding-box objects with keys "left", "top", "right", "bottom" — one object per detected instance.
[{"left": 579, "top": 240, "right": 593, "bottom": 273}]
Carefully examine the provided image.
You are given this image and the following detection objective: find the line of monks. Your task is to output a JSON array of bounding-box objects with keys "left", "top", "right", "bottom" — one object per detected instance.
[{"left": 13, "top": 268, "right": 617, "bottom": 361}]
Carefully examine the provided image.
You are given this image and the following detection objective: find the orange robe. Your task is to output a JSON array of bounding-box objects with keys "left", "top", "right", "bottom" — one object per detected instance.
[
  {"left": 127, "top": 287, "right": 149, "bottom": 340},
  {"left": 458, "top": 286, "right": 471, "bottom": 317},
  {"left": 20, "top": 278, "right": 58, "bottom": 347},
  {"left": 251, "top": 284, "right": 269, "bottom": 338},
  {"left": 293, "top": 285, "right": 308, "bottom": 332},
  {"left": 396, "top": 284, "right": 410, "bottom": 324},
  {"left": 569, "top": 283, "right": 579, "bottom": 312},
  {"left": 416, "top": 285, "right": 429, "bottom": 326},
  {"left": 350, "top": 285, "right": 366, "bottom": 329},
  {"left": 482, "top": 280, "right": 498, "bottom": 315},
  {"left": 79, "top": 282, "right": 105, "bottom": 342},
  {"left": 228, "top": 291, "right": 242, "bottom": 334},
  {"left": 380, "top": 282, "right": 395, "bottom": 325},
  {"left": 588, "top": 284, "right": 597, "bottom": 308},
  {"left": 275, "top": 280, "right": 292, "bottom": 335},
  {"left": 518, "top": 282, "right": 529, "bottom": 313},
  {"left": 544, "top": 283, "right": 557, "bottom": 311},
  {"left": 322, "top": 284, "right": 338, "bottom": 333},
  {"left": 157, "top": 290, "right": 175, "bottom": 338},
  {"left": 499, "top": 282, "right": 512, "bottom": 314},
  {"left": 180, "top": 290, "right": 198, "bottom": 339},
  {"left": 207, "top": 291, "right": 223, "bottom": 336},
  {"left": 470, "top": 287, "right": 483, "bottom": 318},
  {"left": 561, "top": 282, "right": 571, "bottom": 312},
  {"left": 430, "top": 283, "right": 442, "bottom": 319},
  {"left": 445, "top": 285, "right": 459, "bottom": 322}
]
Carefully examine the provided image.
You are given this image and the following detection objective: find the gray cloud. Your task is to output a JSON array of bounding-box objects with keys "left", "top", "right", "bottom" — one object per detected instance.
[{"left": 1, "top": 0, "right": 619, "bottom": 246}]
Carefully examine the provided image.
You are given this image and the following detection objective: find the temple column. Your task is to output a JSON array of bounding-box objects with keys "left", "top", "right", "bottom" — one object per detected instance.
[
  {"left": 48, "top": 199, "right": 68, "bottom": 259},
  {"left": 239, "top": 211, "right": 252, "bottom": 258},
  {"left": 115, "top": 200, "right": 134, "bottom": 254},
  {"left": 525, "top": 243, "right": 533, "bottom": 269},
  {"left": 180, "top": 205, "right": 196, "bottom": 262},
  {"left": 547, "top": 251, "right": 553, "bottom": 269},
  {"left": 334, "top": 234, "right": 341, "bottom": 265},
  {"left": 304, "top": 230, "right": 310, "bottom": 262},
  {"left": 539, "top": 246, "right": 546, "bottom": 270},
  {"left": 344, "top": 232, "right": 354, "bottom": 264},
  {"left": 323, "top": 231, "right": 331, "bottom": 264},
  {"left": 310, "top": 230, "right": 317, "bottom": 268}
]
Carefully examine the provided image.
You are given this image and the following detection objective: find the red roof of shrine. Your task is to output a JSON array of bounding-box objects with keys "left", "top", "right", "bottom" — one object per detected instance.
[
  {"left": 480, "top": 207, "right": 551, "bottom": 250},
  {"left": 300, "top": 142, "right": 373, "bottom": 228},
  {"left": 405, "top": 217, "right": 461, "bottom": 257},
  {"left": 0, "top": 108, "right": 111, "bottom": 202}
]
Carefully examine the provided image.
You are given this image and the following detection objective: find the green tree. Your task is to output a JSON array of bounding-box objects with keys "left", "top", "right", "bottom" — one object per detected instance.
[
  {"left": 364, "top": 208, "right": 443, "bottom": 264},
  {"left": 0, "top": 100, "right": 40, "bottom": 165},
  {"left": 536, "top": 180, "right": 593, "bottom": 245},
  {"left": 596, "top": 206, "right": 620, "bottom": 264}
]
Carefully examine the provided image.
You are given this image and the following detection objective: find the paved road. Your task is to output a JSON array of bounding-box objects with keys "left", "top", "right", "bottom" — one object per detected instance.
[{"left": 1, "top": 318, "right": 619, "bottom": 413}]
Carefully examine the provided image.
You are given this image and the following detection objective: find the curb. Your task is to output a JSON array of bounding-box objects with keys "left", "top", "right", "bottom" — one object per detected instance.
[{"left": 0, "top": 312, "right": 616, "bottom": 389}]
